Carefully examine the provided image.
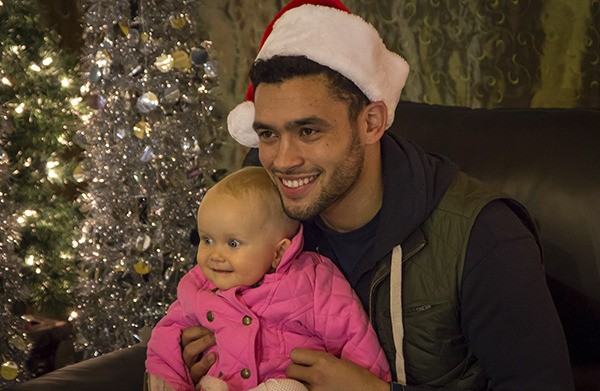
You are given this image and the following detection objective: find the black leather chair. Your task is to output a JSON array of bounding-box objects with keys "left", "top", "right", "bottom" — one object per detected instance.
[
  {"left": 10, "top": 102, "right": 600, "bottom": 390},
  {"left": 393, "top": 102, "right": 600, "bottom": 390}
]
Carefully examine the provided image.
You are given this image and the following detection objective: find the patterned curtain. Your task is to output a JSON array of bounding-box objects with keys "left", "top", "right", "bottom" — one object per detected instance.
[{"left": 199, "top": 0, "right": 599, "bottom": 111}]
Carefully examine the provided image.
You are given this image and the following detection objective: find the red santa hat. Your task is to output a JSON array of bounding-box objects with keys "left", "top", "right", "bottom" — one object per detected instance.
[{"left": 227, "top": 0, "right": 410, "bottom": 148}]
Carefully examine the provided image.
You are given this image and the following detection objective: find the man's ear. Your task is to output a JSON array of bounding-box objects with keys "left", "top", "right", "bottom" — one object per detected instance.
[
  {"left": 272, "top": 238, "right": 292, "bottom": 269},
  {"left": 363, "top": 101, "right": 387, "bottom": 145}
]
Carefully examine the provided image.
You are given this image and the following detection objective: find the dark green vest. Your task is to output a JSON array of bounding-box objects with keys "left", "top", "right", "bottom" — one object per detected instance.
[{"left": 370, "top": 172, "right": 534, "bottom": 389}]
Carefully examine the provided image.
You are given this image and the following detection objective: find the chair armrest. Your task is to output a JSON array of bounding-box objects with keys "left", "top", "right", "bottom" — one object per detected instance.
[{"left": 8, "top": 344, "right": 146, "bottom": 391}]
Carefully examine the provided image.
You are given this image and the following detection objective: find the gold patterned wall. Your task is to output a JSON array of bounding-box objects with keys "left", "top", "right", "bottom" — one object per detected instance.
[
  {"left": 198, "top": 0, "right": 600, "bottom": 113},
  {"left": 38, "top": 0, "right": 600, "bottom": 168}
]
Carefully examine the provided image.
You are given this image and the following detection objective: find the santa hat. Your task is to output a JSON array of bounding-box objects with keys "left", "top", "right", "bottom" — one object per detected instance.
[{"left": 227, "top": 0, "right": 410, "bottom": 148}]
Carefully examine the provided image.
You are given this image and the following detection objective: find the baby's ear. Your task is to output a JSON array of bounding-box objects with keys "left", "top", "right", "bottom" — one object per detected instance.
[{"left": 272, "top": 238, "right": 291, "bottom": 269}]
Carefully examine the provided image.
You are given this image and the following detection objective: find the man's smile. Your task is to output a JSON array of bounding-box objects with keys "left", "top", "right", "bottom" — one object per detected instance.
[{"left": 280, "top": 175, "right": 317, "bottom": 189}]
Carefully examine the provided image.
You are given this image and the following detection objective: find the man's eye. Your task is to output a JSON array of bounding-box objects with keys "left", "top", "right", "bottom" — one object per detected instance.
[
  {"left": 257, "top": 130, "right": 275, "bottom": 139},
  {"left": 228, "top": 239, "right": 240, "bottom": 248},
  {"left": 300, "top": 128, "right": 317, "bottom": 137}
]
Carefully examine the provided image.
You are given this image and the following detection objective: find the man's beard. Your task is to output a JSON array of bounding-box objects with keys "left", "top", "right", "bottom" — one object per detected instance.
[{"left": 281, "top": 128, "right": 364, "bottom": 221}]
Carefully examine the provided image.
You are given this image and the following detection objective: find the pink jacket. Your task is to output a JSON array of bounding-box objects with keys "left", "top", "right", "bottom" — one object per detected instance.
[{"left": 146, "top": 226, "right": 390, "bottom": 391}]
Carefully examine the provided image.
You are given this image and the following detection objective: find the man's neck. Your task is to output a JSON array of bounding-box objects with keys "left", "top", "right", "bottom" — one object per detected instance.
[{"left": 319, "top": 149, "right": 383, "bottom": 233}]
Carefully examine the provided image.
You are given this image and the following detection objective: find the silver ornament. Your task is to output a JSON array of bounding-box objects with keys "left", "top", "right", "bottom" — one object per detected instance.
[
  {"left": 135, "top": 234, "right": 152, "bottom": 252},
  {"left": 140, "top": 146, "right": 154, "bottom": 162},
  {"left": 163, "top": 85, "right": 181, "bottom": 104},
  {"left": 203, "top": 60, "right": 218, "bottom": 78},
  {"left": 136, "top": 92, "right": 159, "bottom": 113}
]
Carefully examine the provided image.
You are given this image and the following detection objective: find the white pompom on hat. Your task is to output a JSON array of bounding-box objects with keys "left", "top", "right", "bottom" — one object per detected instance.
[{"left": 227, "top": 0, "right": 410, "bottom": 148}]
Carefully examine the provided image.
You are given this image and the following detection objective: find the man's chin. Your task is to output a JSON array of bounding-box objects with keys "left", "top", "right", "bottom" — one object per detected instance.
[{"left": 282, "top": 203, "right": 319, "bottom": 221}]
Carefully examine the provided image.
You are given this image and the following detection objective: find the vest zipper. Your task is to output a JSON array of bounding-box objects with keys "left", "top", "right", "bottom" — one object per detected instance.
[
  {"left": 368, "top": 237, "right": 426, "bottom": 321},
  {"left": 369, "top": 268, "right": 390, "bottom": 322},
  {"left": 403, "top": 240, "right": 426, "bottom": 262}
]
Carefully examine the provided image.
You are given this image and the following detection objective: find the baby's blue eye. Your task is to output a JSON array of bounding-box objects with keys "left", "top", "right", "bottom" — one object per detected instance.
[
  {"left": 228, "top": 239, "right": 240, "bottom": 248},
  {"left": 202, "top": 237, "right": 213, "bottom": 245}
]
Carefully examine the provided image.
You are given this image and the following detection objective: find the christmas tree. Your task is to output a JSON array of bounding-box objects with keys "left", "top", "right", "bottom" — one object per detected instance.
[
  {"left": 0, "top": 112, "right": 32, "bottom": 389},
  {"left": 0, "top": 0, "right": 83, "bottom": 321},
  {"left": 72, "top": 0, "right": 227, "bottom": 358}
]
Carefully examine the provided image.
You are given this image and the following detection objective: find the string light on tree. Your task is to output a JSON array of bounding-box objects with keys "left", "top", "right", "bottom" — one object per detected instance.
[
  {"left": 1, "top": 0, "right": 86, "bottom": 347},
  {"left": 1, "top": 78, "right": 31, "bottom": 391}
]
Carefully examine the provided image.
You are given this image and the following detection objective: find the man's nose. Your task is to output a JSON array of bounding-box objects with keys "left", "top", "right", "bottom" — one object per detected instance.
[{"left": 272, "top": 137, "right": 303, "bottom": 170}]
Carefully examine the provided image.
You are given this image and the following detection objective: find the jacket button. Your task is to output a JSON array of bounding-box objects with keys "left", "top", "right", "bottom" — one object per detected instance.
[
  {"left": 206, "top": 311, "right": 214, "bottom": 322},
  {"left": 242, "top": 315, "right": 252, "bottom": 326},
  {"left": 240, "top": 368, "right": 251, "bottom": 379}
]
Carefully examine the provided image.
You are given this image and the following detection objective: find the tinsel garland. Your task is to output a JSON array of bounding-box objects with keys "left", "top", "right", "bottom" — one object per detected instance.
[{"left": 72, "top": 0, "right": 227, "bottom": 358}]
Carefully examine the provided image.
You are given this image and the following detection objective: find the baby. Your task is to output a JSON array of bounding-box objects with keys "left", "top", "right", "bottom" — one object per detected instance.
[{"left": 145, "top": 166, "right": 390, "bottom": 391}]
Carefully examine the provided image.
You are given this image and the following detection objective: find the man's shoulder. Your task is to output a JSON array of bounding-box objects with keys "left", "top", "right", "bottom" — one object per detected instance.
[
  {"left": 472, "top": 199, "right": 538, "bottom": 245},
  {"left": 434, "top": 172, "right": 537, "bottom": 241}
]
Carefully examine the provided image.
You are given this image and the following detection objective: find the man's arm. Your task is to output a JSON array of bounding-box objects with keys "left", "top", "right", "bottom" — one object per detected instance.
[
  {"left": 287, "top": 349, "right": 389, "bottom": 391},
  {"left": 286, "top": 352, "right": 442, "bottom": 391},
  {"left": 461, "top": 201, "right": 574, "bottom": 390}
]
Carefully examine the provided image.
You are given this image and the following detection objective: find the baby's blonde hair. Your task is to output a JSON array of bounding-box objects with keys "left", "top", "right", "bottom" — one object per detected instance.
[{"left": 208, "top": 167, "right": 299, "bottom": 238}]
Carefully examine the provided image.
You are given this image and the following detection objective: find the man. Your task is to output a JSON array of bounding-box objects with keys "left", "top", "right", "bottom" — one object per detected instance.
[{"left": 182, "top": 0, "right": 574, "bottom": 389}]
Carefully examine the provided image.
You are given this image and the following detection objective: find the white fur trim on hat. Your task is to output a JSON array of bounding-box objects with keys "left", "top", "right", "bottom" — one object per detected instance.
[
  {"left": 227, "top": 3, "right": 410, "bottom": 148},
  {"left": 227, "top": 101, "right": 259, "bottom": 148},
  {"left": 259, "top": 4, "right": 409, "bottom": 125}
]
